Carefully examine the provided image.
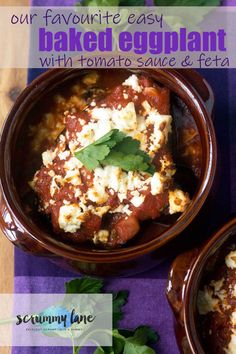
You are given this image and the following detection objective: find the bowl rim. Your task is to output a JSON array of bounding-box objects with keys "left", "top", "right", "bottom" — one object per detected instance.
[
  {"left": 183, "top": 217, "right": 236, "bottom": 354},
  {"left": 0, "top": 68, "right": 217, "bottom": 262}
]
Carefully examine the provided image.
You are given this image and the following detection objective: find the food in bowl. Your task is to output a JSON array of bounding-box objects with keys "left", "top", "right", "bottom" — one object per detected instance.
[
  {"left": 0, "top": 67, "right": 216, "bottom": 274},
  {"left": 197, "top": 246, "right": 236, "bottom": 354},
  {"left": 29, "top": 71, "right": 190, "bottom": 248}
]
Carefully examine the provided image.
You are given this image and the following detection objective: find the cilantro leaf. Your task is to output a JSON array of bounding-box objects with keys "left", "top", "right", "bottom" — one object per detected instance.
[
  {"left": 93, "top": 129, "right": 124, "bottom": 146},
  {"left": 65, "top": 277, "right": 104, "bottom": 294},
  {"left": 75, "top": 129, "right": 155, "bottom": 174},
  {"left": 123, "top": 342, "right": 155, "bottom": 354},
  {"left": 64, "top": 277, "right": 160, "bottom": 354},
  {"left": 114, "top": 136, "right": 141, "bottom": 154},
  {"left": 102, "top": 151, "right": 150, "bottom": 172},
  {"left": 97, "top": 326, "right": 159, "bottom": 354},
  {"left": 75, "top": 144, "right": 110, "bottom": 170},
  {"left": 112, "top": 290, "right": 129, "bottom": 328},
  {"left": 126, "top": 326, "right": 159, "bottom": 346}
]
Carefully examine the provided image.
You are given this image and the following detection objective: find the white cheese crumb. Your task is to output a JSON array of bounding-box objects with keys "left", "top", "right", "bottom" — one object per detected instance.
[
  {"left": 64, "top": 157, "right": 83, "bottom": 171},
  {"left": 224, "top": 328, "right": 236, "bottom": 354},
  {"left": 130, "top": 195, "right": 145, "bottom": 207},
  {"left": 64, "top": 169, "right": 81, "bottom": 186},
  {"left": 42, "top": 150, "right": 56, "bottom": 167},
  {"left": 82, "top": 72, "right": 99, "bottom": 85},
  {"left": 225, "top": 251, "right": 236, "bottom": 269},
  {"left": 122, "top": 74, "right": 143, "bottom": 93},
  {"left": 93, "top": 206, "right": 110, "bottom": 217},
  {"left": 48, "top": 170, "right": 55, "bottom": 177},
  {"left": 146, "top": 111, "right": 172, "bottom": 157},
  {"left": 79, "top": 118, "right": 86, "bottom": 126},
  {"left": 58, "top": 150, "right": 70, "bottom": 161},
  {"left": 169, "top": 189, "right": 190, "bottom": 214},
  {"left": 142, "top": 100, "right": 151, "bottom": 114},
  {"left": 58, "top": 204, "right": 86, "bottom": 233},
  {"left": 93, "top": 229, "right": 110, "bottom": 244},
  {"left": 50, "top": 175, "right": 64, "bottom": 197},
  {"left": 150, "top": 172, "right": 163, "bottom": 195},
  {"left": 111, "top": 102, "right": 137, "bottom": 132},
  {"left": 197, "top": 288, "right": 220, "bottom": 315}
]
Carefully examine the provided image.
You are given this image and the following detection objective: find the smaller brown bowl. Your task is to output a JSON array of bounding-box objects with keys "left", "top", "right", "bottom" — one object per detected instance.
[
  {"left": 166, "top": 217, "right": 236, "bottom": 354},
  {"left": 0, "top": 68, "right": 216, "bottom": 276}
]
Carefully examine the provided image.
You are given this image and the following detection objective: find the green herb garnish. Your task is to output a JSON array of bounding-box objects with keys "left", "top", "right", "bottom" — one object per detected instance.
[
  {"left": 65, "top": 277, "right": 104, "bottom": 294},
  {"left": 94, "top": 326, "right": 159, "bottom": 354},
  {"left": 65, "top": 277, "right": 159, "bottom": 354},
  {"left": 75, "top": 129, "right": 155, "bottom": 175}
]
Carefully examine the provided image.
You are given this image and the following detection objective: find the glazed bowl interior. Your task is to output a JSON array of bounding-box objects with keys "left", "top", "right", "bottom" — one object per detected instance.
[
  {"left": 0, "top": 68, "right": 216, "bottom": 262},
  {"left": 185, "top": 219, "right": 236, "bottom": 354}
]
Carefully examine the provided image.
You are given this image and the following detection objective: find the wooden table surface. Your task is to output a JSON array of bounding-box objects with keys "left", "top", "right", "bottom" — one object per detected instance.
[
  {"left": 0, "top": 68, "right": 28, "bottom": 296},
  {"left": 0, "top": 1, "right": 29, "bottom": 352},
  {"left": 0, "top": 0, "right": 29, "bottom": 293}
]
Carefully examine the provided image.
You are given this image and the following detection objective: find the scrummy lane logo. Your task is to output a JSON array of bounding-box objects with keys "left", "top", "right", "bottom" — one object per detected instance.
[{"left": 16, "top": 307, "right": 96, "bottom": 330}]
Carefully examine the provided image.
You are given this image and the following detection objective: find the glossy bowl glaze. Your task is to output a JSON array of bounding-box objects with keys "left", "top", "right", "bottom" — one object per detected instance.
[
  {"left": 166, "top": 217, "right": 236, "bottom": 354},
  {"left": 0, "top": 68, "right": 216, "bottom": 276}
]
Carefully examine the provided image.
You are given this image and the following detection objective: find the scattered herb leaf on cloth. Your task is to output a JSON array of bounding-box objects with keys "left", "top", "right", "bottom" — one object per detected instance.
[
  {"left": 65, "top": 277, "right": 104, "bottom": 294},
  {"left": 95, "top": 326, "right": 159, "bottom": 354},
  {"left": 65, "top": 277, "right": 159, "bottom": 353}
]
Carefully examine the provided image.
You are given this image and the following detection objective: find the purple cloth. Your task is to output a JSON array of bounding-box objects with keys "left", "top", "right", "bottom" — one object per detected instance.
[{"left": 13, "top": 1, "right": 236, "bottom": 354}]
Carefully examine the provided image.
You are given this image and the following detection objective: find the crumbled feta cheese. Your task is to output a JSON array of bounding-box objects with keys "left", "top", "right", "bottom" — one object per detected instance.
[
  {"left": 93, "top": 229, "right": 110, "bottom": 244},
  {"left": 88, "top": 166, "right": 127, "bottom": 204},
  {"left": 122, "top": 204, "right": 132, "bottom": 215},
  {"left": 79, "top": 118, "right": 86, "bottom": 126},
  {"left": 48, "top": 170, "right": 55, "bottom": 177},
  {"left": 64, "top": 157, "right": 83, "bottom": 171},
  {"left": 131, "top": 195, "right": 145, "bottom": 207},
  {"left": 112, "top": 102, "right": 137, "bottom": 131},
  {"left": 169, "top": 189, "right": 190, "bottom": 214},
  {"left": 146, "top": 111, "right": 172, "bottom": 157},
  {"left": 75, "top": 123, "right": 96, "bottom": 147},
  {"left": 58, "top": 150, "right": 70, "bottom": 160},
  {"left": 93, "top": 206, "right": 110, "bottom": 217},
  {"left": 225, "top": 332, "right": 236, "bottom": 354},
  {"left": 50, "top": 175, "right": 64, "bottom": 197},
  {"left": 142, "top": 100, "right": 151, "bottom": 114},
  {"left": 42, "top": 150, "right": 56, "bottom": 167},
  {"left": 59, "top": 204, "right": 86, "bottom": 233},
  {"left": 122, "top": 74, "right": 143, "bottom": 93},
  {"left": 87, "top": 186, "right": 109, "bottom": 204},
  {"left": 82, "top": 72, "right": 99, "bottom": 85},
  {"left": 150, "top": 172, "right": 163, "bottom": 195},
  {"left": 225, "top": 251, "right": 236, "bottom": 269},
  {"left": 64, "top": 169, "right": 81, "bottom": 186},
  {"left": 197, "top": 288, "right": 220, "bottom": 315}
]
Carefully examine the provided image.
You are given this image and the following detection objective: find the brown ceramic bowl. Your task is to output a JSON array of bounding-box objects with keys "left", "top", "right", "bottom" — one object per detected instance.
[
  {"left": 166, "top": 217, "right": 236, "bottom": 354},
  {"left": 0, "top": 68, "right": 216, "bottom": 276}
]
